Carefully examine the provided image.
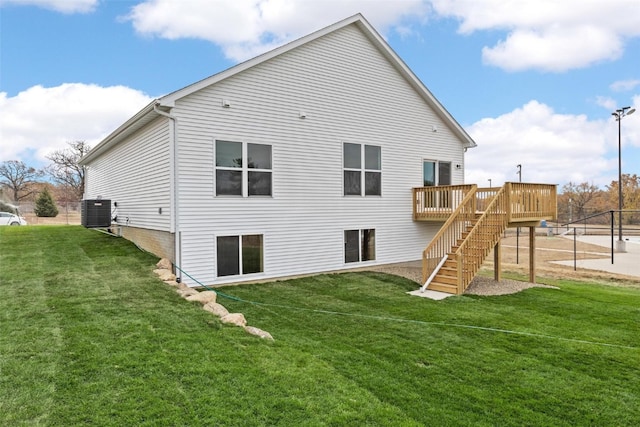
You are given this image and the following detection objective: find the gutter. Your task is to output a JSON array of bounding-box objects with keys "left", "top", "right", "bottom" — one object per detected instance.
[{"left": 153, "top": 103, "right": 182, "bottom": 282}]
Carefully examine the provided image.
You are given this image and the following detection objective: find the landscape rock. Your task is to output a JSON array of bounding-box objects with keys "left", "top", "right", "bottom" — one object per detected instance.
[
  {"left": 186, "top": 291, "right": 217, "bottom": 304},
  {"left": 153, "top": 268, "right": 176, "bottom": 282},
  {"left": 163, "top": 280, "right": 181, "bottom": 287},
  {"left": 244, "top": 326, "right": 274, "bottom": 341},
  {"left": 156, "top": 258, "right": 173, "bottom": 270},
  {"left": 220, "top": 313, "right": 247, "bottom": 327},
  {"left": 203, "top": 302, "right": 229, "bottom": 318},
  {"left": 177, "top": 288, "right": 199, "bottom": 298}
]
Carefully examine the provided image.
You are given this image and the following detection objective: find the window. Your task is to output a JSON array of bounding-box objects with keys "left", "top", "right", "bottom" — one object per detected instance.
[
  {"left": 216, "top": 140, "right": 272, "bottom": 196},
  {"left": 423, "top": 160, "right": 452, "bottom": 208},
  {"left": 216, "top": 234, "right": 264, "bottom": 277},
  {"left": 344, "top": 143, "right": 381, "bottom": 196},
  {"left": 423, "top": 160, "right": 451, "bottom": 187},
  {"left": 344, "top": 229, "right": 376, "bottom": 263}
]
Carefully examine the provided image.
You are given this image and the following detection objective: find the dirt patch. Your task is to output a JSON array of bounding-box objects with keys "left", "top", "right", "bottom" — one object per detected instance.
[{"left": 490, "top": 235, "right": 639, "bottom": 285}]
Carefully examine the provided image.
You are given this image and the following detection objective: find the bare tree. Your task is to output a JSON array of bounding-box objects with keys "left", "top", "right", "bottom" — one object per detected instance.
[
  {"left": 0, "top": 160, "right": 44, "bottom": 202},
  {"left": 46, "top": 140, "right": 91, "bottom": 200}
]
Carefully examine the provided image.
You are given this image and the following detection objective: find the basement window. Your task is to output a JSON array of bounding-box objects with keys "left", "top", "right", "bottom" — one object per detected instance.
[
  {"left": 216, "top": 234, "right": 264, "bottom": 277},
  {"left": 344, "top": 229, "right": 376, "bottom": 263}
]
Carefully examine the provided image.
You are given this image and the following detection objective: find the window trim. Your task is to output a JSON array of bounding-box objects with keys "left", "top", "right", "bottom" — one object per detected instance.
[
  {"left": 216, "top": 233, "right": 265, "bottom": 277},
  {"left": 214, "top": 139, "right": 272, "bottom": 197},
  {"left": 344, "top": 228, "right": 376, "bottom": 264},
  {"left": 423, "top": 159, "right": 452, "bottom": 187},
  {"left": 343, "top": 142, "right": 381, "bottom": 197}
]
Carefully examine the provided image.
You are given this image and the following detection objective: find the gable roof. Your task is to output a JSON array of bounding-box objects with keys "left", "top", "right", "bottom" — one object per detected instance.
[{"left": 81, "top": 13, "right": 476, "bottom": 165}]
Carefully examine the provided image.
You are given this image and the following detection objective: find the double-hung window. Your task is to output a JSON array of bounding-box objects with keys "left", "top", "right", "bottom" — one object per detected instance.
[
  {"left": 344, "top": 229, "right": 376, "bottom": 263},
  {"left": 343, "top": 143, "right": 381, "bottom": 196},
  {"left": 216, "top": 234, "right": 264, "bottom": 277},
  {"left": 216, "top": 140, "right": 272, "bottom": 196}
]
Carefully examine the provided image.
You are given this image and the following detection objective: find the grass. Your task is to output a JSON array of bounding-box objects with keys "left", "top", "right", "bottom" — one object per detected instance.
[{"left": 1, "top": 226, "right": 639, "bottom": 426}]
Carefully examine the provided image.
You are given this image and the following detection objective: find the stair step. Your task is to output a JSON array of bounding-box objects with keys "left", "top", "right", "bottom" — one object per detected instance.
[
  {"left": 433, "top": 274, "right": 458, "bottom": 285},
  {"left": 427, "top": 281, "right": 459, "bottom": 294}
]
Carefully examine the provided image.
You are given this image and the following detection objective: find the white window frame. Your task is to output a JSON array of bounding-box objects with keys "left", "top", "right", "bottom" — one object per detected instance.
[
  {"left": 343, "top": 143, "right": 381, "bottom": 197},
  {"left": 216, "top": 234, "right": 265, "bottom": 277},
  {"left": 215, "top": 140, "right": 272, "bottom": 197},
  {"left": 344, "top": 228, "right": 376, "bottom": 264},
  {"left": 422, "top": 159, "right": 452, "bottom": 187}
]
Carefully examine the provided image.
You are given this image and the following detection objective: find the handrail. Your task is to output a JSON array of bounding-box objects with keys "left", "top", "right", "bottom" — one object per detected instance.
[
  {"left": 420, "top": 255, "right": 447, "bottom": 292},
  {"left": 454, "top": 185, "right": 508, "bottom": 293},
  {"left": 421, "top": 185, "right": 478, "bottom": 285}
]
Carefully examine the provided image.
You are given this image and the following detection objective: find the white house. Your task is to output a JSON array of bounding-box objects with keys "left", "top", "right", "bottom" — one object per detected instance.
[{"left": 80, "top": 14, "right": 478, "bottom": 287}]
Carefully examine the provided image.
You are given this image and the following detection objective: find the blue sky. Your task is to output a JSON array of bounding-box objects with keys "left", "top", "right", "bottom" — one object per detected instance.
[{"left": 1, "top": 0, "right": 639, "bottom": 189}]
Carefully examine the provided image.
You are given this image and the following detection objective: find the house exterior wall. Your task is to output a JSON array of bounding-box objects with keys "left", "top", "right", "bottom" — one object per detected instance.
[
  {"left": 172, "top": 24, "right": 466, "bottom": 286},
  {"left": 84, "top": 117, "right": 173, "bottom": 232}
]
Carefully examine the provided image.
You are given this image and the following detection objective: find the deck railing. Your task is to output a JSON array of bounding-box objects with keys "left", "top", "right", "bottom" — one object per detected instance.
[
  {"left": 507, "top": 183, "right": 557, "bottom": 222},
  {"left": 421, "top": 186, "right": 477, "bottom": 285},
  {"left": 414, "top": 183, "right": 557, "bottom": 224},
  {"left": 413, "top": 185, "right": 475, "bottom": 220}
]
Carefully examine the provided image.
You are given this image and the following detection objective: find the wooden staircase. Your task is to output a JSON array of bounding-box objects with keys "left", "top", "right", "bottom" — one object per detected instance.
[
  {"left": 414, "top": 182, "right": 557, "bottom": 294},
  {"left": 418, "top": 185, "right": 511, "bottom": 294},
  {"left": 427, "top": 213, "right": 508, "bottom": 294}
]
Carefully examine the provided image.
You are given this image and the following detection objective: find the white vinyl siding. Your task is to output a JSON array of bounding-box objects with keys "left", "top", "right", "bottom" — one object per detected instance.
[
  {"left": 172, "top": 23, "right": 463, "bottom": 286},
  {"left": 83, "top": 117, "right": 172, "bottom": 231}
]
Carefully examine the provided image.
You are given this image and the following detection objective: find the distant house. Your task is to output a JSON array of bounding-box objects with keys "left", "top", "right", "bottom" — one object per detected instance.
[{"left": 82, "top": 14, "right": 546, "bottom": 291}]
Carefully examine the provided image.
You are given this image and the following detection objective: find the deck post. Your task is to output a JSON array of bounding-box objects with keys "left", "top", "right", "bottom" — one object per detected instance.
[
  {"left": 529, "top": 226, "right": 536, "bottom": 283},
  {"left": 493, "top": 240, "right": 501, "bottom": 281}
]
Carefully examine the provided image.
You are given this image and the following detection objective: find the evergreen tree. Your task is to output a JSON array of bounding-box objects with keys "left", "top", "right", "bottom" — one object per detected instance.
[{"left": 34, "top": 187, "right": 59, "bottom": 217}]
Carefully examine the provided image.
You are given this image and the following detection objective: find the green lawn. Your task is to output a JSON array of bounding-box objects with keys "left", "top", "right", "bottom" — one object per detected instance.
[{"left": 1, "top": 226, "right": 639, "bottom": 426}]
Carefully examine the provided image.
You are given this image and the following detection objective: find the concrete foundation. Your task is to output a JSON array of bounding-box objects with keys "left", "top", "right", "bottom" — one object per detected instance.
[{"left": 119, "top": 226, "right": 175, "bottom": 261}]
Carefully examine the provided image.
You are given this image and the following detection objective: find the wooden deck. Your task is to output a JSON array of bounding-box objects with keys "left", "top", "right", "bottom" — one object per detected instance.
[{"left": 413, "top": 183, "right": 557, "bottom": 294}]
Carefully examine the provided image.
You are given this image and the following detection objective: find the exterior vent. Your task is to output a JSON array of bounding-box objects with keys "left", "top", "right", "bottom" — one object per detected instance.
[{"left": 81, "top": 199, "right": 111, "bottom": 228}]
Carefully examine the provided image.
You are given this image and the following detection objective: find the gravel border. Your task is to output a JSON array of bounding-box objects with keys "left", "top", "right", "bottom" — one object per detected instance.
[
  {"left": 371, "top": 263, "right": 558, "bottom": 296},
  {"left": 464, "top": 276, "right": 559, "bottom": 296}
]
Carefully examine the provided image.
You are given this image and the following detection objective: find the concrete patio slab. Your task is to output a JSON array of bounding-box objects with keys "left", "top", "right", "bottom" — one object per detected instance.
[{"left": 407, "top": 289, "right": 454, "bottom": 300}]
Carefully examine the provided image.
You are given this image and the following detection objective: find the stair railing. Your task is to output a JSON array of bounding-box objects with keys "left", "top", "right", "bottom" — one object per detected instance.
[
  {"left": 454, "top": 184, "right": 509, "bottom": 293},
  {"left": 421, "top": 185, "right": 478, "bottom": 285}
]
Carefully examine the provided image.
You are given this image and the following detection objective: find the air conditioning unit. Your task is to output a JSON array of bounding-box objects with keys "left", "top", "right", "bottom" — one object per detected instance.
[{"left": 81, "top": 199, "right": 111, "bottom": 228}]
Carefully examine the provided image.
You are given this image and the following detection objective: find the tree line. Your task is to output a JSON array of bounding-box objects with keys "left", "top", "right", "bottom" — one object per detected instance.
[
  {"left": 558, "top": 175, "right": 640, "bottom": 225},
  {"left": 0, "top": 141, "right": 90, "bottom": 217}
]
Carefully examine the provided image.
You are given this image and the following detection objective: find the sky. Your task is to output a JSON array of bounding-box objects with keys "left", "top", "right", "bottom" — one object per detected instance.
[{"left": 1, "top": 0, "right": 639, "bottom": 190}]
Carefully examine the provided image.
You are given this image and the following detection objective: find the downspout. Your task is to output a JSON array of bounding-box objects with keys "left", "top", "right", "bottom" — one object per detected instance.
[{"left": 153, "top": 103, "right": 181, "bottom": 282}]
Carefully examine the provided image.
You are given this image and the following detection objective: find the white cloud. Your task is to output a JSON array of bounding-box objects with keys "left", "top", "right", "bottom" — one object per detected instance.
[
  {"left": 0, "top": 0, "right": 98, "bottom": 13},
  {"left": 125, "top": 0, "right": 428, "bottom": 61},
  {"left": 0, "top": 84, "right": 153, "bottom": 167},
  {"left": 431, "top": 0, "right": 640, "bottom": 72},
  {"left": 610, "top": 79, "right": 640, "bottom": 92},
  {"left": 122, "top": 0, "right": 640, "bottom": 71},
  {"left": 481, "top": 26, "right": 622, "bottom": 72},
  {"left": 464, "top": 101, "right": 616, "bottom": 187},
  {"left": 595, "top": 96, "right": 618, "bottom": 111}
]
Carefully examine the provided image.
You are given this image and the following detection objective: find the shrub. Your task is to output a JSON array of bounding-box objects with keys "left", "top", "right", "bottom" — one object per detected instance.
[{"left": 34, "top": 187, "right": 59, "bottom": 217}]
